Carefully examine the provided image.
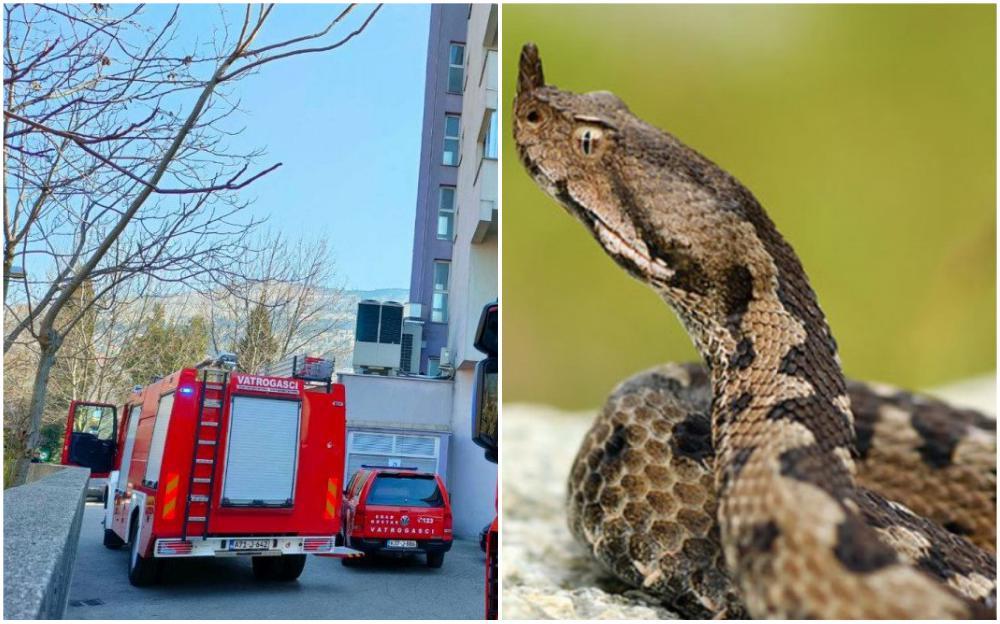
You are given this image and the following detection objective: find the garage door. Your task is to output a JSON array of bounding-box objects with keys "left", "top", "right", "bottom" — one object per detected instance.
[{"left": 345, "top": 431, "right": 440, "bottom": 480}]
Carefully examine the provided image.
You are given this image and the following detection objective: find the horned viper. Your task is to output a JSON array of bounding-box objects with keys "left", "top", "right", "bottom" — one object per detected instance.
[{"left": 513, "top": 43, "right": 996, "bottom": 619}]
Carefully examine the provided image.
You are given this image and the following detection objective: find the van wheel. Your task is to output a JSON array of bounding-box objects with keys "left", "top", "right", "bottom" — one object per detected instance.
[
  {"left": 426, "top": 551, "right": 444, "bottom": 568},
  {"left": 103, "top": 528, "right": 125, "bottom": 549},
  {"left": 127, "top": 518, "right": 159, "bottom": 586}
]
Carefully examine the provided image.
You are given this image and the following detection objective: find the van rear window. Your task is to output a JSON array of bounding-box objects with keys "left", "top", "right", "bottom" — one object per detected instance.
[{"left": 367, "top": 475, "right": 443, "bottom": 508}]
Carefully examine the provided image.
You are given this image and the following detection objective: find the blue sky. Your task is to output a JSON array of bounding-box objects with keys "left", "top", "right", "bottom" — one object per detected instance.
[{"left": 150, "top": 3, "right": 430, "bottom": 291}]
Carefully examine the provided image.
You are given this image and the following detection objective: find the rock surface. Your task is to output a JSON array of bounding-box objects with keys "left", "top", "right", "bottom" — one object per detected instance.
[{"left": 501, "top": 376, "right": 995, "bottom": 619}]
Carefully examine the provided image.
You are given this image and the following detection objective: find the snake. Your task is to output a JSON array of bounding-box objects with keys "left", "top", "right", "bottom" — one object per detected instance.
[{"left": 512, "top": 43, "right": 996, "bottom": 619}]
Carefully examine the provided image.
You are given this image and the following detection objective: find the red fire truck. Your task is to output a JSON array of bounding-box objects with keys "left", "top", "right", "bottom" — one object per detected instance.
[
  {"left": 66, "top": 355, "right": 360, "bottom": 586},
  {"left": 471, "top": 301, "right": 498, "bottom": 619}
]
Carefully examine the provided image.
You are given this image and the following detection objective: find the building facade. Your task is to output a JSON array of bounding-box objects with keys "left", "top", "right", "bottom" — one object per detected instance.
[
  {"left": 338, "top": 372, "right": 453, "bottom": 480},
  {"left": 441, "top": 3, "right": 498, "bottom": 539},
  {"left": 341, "top": 4, "right": 497, "bottom": 541},
  {"left": 407, "top": 4, "right": 470, "bottom": 376}
]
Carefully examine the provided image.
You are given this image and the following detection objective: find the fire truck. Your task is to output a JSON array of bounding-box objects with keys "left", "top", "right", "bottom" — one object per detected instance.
[
  {"left": 471, "top": 301, "right": 498, "bottom": 619},
  {"left": 65, "top": 354, "right": 360, "bottom": 586}
]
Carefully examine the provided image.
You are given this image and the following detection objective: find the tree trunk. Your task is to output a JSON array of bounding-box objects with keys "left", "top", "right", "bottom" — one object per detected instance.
[{"left": 11, "top": 332, "right": 62, "bottom": 486}]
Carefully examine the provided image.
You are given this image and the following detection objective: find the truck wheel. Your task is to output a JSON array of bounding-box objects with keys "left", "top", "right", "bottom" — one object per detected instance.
[
  {"left": 127, "top": 519, "right": 159, "bottom": 586},
  {"left": 103, "top": 528, "right": 125, "bottom": 549},
  {"left": 341, "top": 554, "right": 359, "bottom": 567},
  {"left": 426, "top": 551, "right": 444, "bottom": 568},
  {"left": 275, "top": 554, "right": 307, "bottom": 581},
  {"left": 252, "top": 556, "right": 280, "bottom": 580}
]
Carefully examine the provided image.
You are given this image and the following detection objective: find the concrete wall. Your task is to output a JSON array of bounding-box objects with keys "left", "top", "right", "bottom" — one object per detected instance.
[
  {"left": 408, "top": 3, "right": 471, "bottom": 374},
  {"left": 24, "top": 462, "right": 68, "bottom": 483},
  {"left": 339, "top": 372, "right": 453, "bottom": 429},
  {"left": 446, "top": 368, "right": 498, "bottom": 539},
  {"left": 3, "top": 465, "right": 90, "bottom": 620}
]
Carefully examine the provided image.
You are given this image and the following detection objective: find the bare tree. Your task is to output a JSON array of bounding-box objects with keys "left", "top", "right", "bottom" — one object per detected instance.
[
  {"left": 3, "top": 3, "right": 383, "bottom": 484},
  {"left": 207, "top": 231, "right": 350, "bottom": 373}
]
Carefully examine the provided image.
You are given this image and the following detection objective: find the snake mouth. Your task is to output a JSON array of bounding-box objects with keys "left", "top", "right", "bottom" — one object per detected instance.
[
  {"left": 520, "top": 148, "right": 658, "bottom": 280},
  {"left": 548, "top": 177, "right": 659, "bottom": 281}
]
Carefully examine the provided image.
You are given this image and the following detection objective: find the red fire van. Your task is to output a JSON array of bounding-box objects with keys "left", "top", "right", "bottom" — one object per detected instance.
[{"left": 341, "top": 466, "right": 453, "bottom": 567}]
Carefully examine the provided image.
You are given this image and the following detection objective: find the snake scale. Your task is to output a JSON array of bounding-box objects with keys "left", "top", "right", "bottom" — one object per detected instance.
[{"left": 513, "top": 43, "right": 996, "bottom": 619}]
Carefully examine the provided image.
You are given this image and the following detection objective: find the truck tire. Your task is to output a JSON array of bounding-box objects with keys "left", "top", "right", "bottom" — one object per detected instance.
[
  {"left": 252, "top": 556, "right": 280, "bottom": 580},
  {"left": 341, "top": 554, "right": 360, "bottom": 567},
  {"left": 275, "top": 554, "right": 307, "bottom": 581},
  {"left": 253, "top": 555, "right": 306, "bottom": 581},
  {"left": 103, "top": 528, "right": 125, "bottom": 549},
  {"left": 127, "top": 518, "right": 159, "bottom": 586},
  {"left": 426, "top": 551, "right": 444, "bottom": 568}
]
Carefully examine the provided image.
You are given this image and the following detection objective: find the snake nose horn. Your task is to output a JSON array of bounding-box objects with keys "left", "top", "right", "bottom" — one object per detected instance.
[{"left": 518, "top": 43, "right": 545, "bottom": 94}]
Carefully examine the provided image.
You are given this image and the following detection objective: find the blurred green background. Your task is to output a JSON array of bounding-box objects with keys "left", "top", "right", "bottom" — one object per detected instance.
[{"left": 502, "top": 4, "right": 996, "bottom": 410}]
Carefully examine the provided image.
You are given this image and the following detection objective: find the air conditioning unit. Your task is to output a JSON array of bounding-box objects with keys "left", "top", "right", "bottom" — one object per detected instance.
[
  {"left": 404, "top": 302, "right": 422, "bottom": 319},
  {"left": 438, "top": 347, "right": 455, "bottom": 378},
  {"left": 399, "top": 320, "right": 423, "bottom": 374},
  {"left": 352, "top": 300, "right": 404, "bottom": 375}
]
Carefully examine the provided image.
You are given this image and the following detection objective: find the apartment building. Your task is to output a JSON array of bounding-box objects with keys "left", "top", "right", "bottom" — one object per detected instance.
[
  {"left": 407, "top": 3, "right": 469, "bottom": 376},
  {"left": 343, "top": 4, "right": 497, "bottom": 540}
]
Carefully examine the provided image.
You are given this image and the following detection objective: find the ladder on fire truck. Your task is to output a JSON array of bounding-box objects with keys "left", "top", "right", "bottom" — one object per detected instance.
[{"left": 181, "top": 365, "right": 229, "bottom": 541}]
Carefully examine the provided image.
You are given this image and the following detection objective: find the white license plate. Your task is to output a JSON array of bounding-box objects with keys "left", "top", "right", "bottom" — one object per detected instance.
[
  {"left": 386, "top": 539, "right": 417, "bottom": 549},
  {"left": 229, "top": 539, "right": 271, "bottom": 551}
]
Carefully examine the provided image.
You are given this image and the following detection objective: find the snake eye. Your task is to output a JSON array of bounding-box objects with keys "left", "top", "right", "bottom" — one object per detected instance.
[{"left": 574, "top": 126, "right": 605, "bottom": 157}]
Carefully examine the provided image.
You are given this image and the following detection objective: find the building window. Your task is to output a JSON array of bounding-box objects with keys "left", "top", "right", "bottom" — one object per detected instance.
[
  {"left": 443, "top": 115, "right": 460, "bottom": 166},
  {"left": 447, "top": 43, "right": 465, "bottom": 94},
  {"left": 431, "top": 261, "right": 449, "bottom": 322},
  {"left": 483, "top": 109, "right": 498, "bottom": 160},
  {"left": 427, "top": 357, "right": 441, "bottom": 377},
  {"left": 437, "top": 186, "right": 456, "bottom": 240}
]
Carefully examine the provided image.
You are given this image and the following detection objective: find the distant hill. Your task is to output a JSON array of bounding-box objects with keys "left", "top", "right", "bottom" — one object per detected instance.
[
  {"left": 351, "top": 288, "right": 409, "bottom": 303},
  {"left": 149, "top": 286, "right": 410, "bottom": 372}
]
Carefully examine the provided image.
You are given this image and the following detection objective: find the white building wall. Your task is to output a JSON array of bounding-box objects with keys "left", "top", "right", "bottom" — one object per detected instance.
[
  {"left": 447, "top": 368, "right": 498, "bottom": 538},
  {"left": 339, "top": 373, "right": 452, "bottom": 429},
  {"left": 444, "top": 3, "right": 499, "bottom": 539}
]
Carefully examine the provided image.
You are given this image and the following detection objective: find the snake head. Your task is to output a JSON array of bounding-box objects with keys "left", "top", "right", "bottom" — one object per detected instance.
[
  {"left": 513, "top": 44, "right": 660, "bottom": 280},
  {"left": 513, "top": 44, "right": 785, "bottom": 352}
]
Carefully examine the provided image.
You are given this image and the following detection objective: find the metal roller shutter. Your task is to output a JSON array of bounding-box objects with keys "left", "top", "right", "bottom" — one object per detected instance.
[
  {"left": 345, "top": 431, "right": 440, "bottom": 481},
  {"left": 222, "top": 396, "right": 301, "bottom": 506}
]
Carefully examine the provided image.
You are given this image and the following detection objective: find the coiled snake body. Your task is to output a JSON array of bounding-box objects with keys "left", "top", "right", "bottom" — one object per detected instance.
[{"left": 513, "top": 44, "right": 996, "bottom": 619}]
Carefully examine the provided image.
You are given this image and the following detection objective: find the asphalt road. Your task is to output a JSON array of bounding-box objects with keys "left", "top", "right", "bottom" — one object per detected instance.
[{"left": 67, "top": 503, "right": 484, "bottom": 619}]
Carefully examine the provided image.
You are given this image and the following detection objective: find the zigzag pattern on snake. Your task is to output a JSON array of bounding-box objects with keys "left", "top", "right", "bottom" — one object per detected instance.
[{"left": 512, "top": 43, "right": 996, "bottom": 619}]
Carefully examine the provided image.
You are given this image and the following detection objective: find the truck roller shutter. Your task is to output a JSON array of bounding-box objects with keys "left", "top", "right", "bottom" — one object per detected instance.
[{"left": 222, "top": 396, "right": 301, "bottom": 507}]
